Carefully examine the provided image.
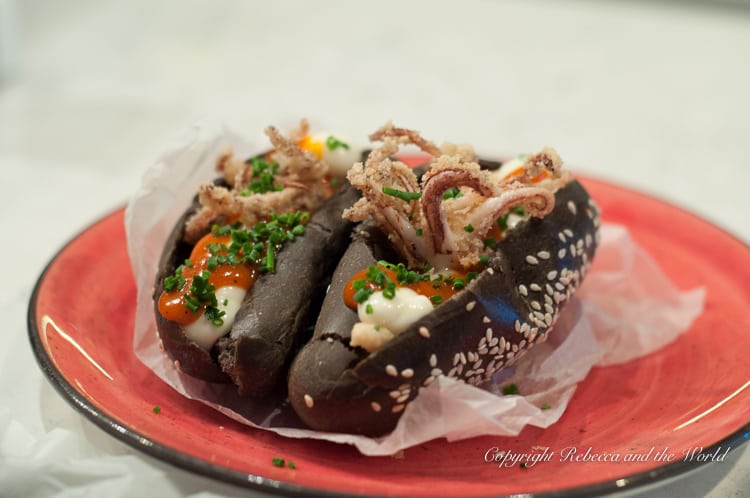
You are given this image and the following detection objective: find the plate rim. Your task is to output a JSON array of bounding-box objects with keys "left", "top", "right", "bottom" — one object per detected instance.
[{"left": 26, "top": 177, "right": 750, "bottom": 498}]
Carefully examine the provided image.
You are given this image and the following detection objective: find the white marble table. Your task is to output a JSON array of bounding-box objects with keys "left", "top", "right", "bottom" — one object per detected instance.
[{"left": 1, "top": 1, "right": 748, "bottom": 496}]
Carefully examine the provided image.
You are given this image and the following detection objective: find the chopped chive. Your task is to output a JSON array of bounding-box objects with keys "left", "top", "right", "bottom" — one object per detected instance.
[
  {"left": 430, "top": 295, "right": 443, "bottom": 305},
  {"left": 365, "top": 303, "right": 373, "bottom": 314},
  {"left": 479, "top": 255, "right": 490, "bottom": 265},
  {"left": 152, "top": 405, "right": 161, "bottom": 414},
  {"left": 442, "top": 186, "right": 462, "bottom": 200},
  {"left": 541, "top": 403, "right": 552, "bottom": 410},
  {"left": 272, "top": 457, "right": 285, "bottom": 467},
  {"left": 325, "top": 135, "right": 350, "bottom": 151},
  {"left": 463, "top": 224, "right": 474, "bottom": 233},
  {"left": 382, "top": 186, "right": 422, "bottom": 201},
  {"left": 502, "top": 384, "right": 520, "bottom": 395}
]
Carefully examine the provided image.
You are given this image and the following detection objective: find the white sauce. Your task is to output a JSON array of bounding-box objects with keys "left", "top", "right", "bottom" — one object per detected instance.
[
  {"left": 490, "top": 155, "right": 527, "bottom": 181},
  {"left": 309, "top": 132, "right": 364, "bottom": 178},
  {"left": 184, "top": 286, "right": 246, "bottom": 351},
  {"left": 358, "top": 288, "right": 433, "bottom": 335}
]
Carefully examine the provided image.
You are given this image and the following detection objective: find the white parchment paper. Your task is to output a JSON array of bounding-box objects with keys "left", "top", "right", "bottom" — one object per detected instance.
[{"left": 124, "top": 124, "right": 705, "bottom": 456}]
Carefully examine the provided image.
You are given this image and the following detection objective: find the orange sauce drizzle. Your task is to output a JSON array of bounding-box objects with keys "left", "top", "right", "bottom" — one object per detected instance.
[
  {"left": 343, "top": 267, "right": 465, "bottom": 311},
  {"left": 157, "top": 233, "right": 257, "bottom": 326}
]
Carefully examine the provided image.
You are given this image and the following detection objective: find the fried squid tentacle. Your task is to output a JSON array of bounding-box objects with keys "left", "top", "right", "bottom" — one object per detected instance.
[
  {"left": 345, "top": 124, "right": 573, "bottom": 271},
  {"left": 183, "top": 120, "right": 329, "bottom": 244}
]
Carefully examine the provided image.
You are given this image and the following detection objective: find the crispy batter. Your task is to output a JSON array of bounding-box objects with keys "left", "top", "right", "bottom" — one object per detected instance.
[
  {"left": 183, "top": 120, "right": 329, "bottom": 243},
  {"left": 345, "top": 124, "right": 571, "bottom": 270}
]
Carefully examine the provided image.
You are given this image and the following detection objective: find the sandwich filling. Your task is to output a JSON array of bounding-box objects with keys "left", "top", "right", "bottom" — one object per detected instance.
[{"left": 342, "top": 123, "right": 572, "bottom": 352}]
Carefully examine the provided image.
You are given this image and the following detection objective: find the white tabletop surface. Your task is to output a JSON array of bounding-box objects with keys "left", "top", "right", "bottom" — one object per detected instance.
[{"left": 1, "top": 0, "right": 749, "bottom": 497}]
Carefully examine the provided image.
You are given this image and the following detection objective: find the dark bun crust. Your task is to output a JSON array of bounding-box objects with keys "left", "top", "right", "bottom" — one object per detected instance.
[
  {"left": 153, "top": 179, "right": 359, "bottom": 395},
  {"left": 216, "top": 183, "right": 359, "bottom": 396},
  {"left": 288, "top": 179, "right": 600, "bottom": 436},
  {"left": 153, "top": 181, "right": 229, "bottom": 383}
]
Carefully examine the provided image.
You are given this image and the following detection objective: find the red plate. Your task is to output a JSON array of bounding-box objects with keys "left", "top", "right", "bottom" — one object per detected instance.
[{"left": 28, "top": 176, "right": 750, "bottom": 497}]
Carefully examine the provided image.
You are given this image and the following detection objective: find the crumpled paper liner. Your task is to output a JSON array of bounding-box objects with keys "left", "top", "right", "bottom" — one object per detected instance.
[{"left": 125, "top": 123, "right": 705, "bottom": 456}]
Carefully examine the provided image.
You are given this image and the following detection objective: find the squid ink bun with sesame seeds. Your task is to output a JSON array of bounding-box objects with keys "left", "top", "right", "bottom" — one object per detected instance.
[{"left": 287, "top": 123, "right": 600, "bottom": 436}]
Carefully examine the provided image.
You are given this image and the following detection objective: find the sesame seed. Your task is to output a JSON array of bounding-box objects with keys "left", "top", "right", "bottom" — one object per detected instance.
[
  {"left": 453, "top": 353, "right": 461, "bottom": 366},
  {"left": 473, "top": 359, "right": 483, "bottom": 369},
  {"left": 466, "top": 301, "right": 477, "bottom": 311},
  {"left": 371, "top": 401, "right": 382, "bottom": 412},
  {"left": 401, "top": 368, "right": 414, "bottom": 378},
  {"left": 174, "top": 360, "right": 181, "bottom": 371},
  {"left": 429, "top": 354, "right": 437, "bottom": 367},
  {"left": 526, "top": 255, "right": 539, "bottom": 265},
  {"left": 486, "top": 267, "right": 495, "bottom": 275},
  {"left": 537, "top": 250, "right": 551, "bottom": 260},
  {"left": 468, "top": 351, "right": 476, "bottom": 362},
  {"left": 564, "top": 228, "right": 574, "bottom": 238},
  {"left": 531, "top": 300, "right": 541, "bottom": 310},
  {"left": 431, "top": 367, "right": 442, "bottom": 377},
  {"left": 423, "top": 376, "right": 435, "bottom": 387},
  {"left": 389, "top": 390, "right": 401, "bottom": 399},
  {"left": 489, "top": 346, "right": 499, "bottom": 355},
  {"left": 397, "top": 394, "right": 409, "bottom": 403},
  {"left": 490, "top": 336, "right": 499, "bottom": 346},
  {"left": 558, "top": 232, "right": 567, "bottom": 242},
  {"left": 555, "top": 282, "right": 566, "bottom": 291},
  {"left": 483, "top": 316, "right": 491, "bottom": 323},
  {"left": 518, "top": 284, "right": 528, "bottom": 296},
  {"left": 558, "top": 248, "right": 566, "bottom": 259},
  {"left": 385, "top": 364, "right": 398, "bottom": 377},
  {"left": 419, "top": 326, "right": 431, "bottom": 338},
  {"left": 547, "top": 270, "right": 558, "bottom": 280},
  {"left": 514, "top": 320, "right": 521, "bottom": 332},
  {"left": 478, "top": 347, "right": 489, "bottom": 355},
  {"left": 499, "top": 337, "right": 507, "bottom": 351},
  {"left": 486, "top": 328, "right": 494, "bottom": 341},
  {"left": 460, "top": 352, "right": 467, "bottom": 364},
  {"left": 567, "top": 200, "right": 577, "bottom": 215},
  {"left": 546, "top": 284, "right": 554, "bottom": 295},
  {"left": 304, "top": 394, "right": 314, "bottom": 408},
  {"left": 392, "top": 404, "right": 405, "bottom": 413}
]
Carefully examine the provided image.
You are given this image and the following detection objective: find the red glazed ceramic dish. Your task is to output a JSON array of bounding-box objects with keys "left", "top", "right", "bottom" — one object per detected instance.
[{"left": 28, "top": 174, "right": 750, "bottom": 497}]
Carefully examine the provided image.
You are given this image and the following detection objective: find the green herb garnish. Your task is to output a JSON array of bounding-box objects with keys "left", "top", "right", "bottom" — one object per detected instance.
[
  {"left": 272, "top": 457, "right": 285, "bottom": 467},
  {"left": 442, "top": 187, "right": 462, "bottom": 200},
  {"left": 325, "top": 135, "right": 350, "bottom": 151},
  {"left": 163, "top": 211, "right": 309, "bottom": 326},
  {"left": 382, "top": 186, "right": 422, "bottom": 201},
  {"left": 152, "top": 405, "right": 161, "bottom": 414},
  {"left": 502, "top": 384, "right": 520, "bottom": 395},
  {"left": 240, "top": 157, "right": 283, "bottom": 195}
]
